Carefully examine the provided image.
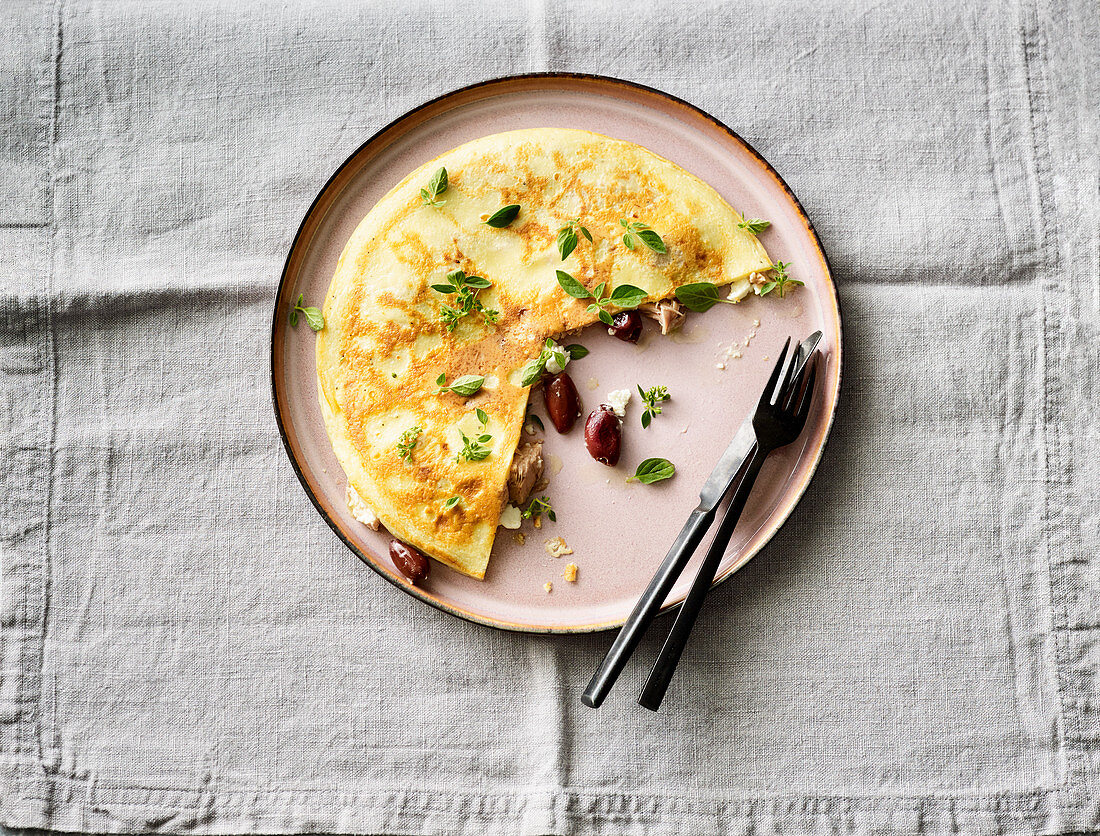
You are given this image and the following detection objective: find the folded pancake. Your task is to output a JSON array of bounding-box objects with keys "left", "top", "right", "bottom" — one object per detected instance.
[{"left": 317, "top": 128, "right": 772, "bottom": 579}]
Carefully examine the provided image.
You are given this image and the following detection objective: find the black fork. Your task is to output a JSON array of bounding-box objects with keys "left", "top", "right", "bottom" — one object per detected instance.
[{"left": 638, "top": 339, "right": 818, "bottom": 710}]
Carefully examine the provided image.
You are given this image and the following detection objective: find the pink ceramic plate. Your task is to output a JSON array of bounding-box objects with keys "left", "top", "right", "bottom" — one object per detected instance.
[{"left": 271, "top": 74, "right": 841, "bottom": 633}]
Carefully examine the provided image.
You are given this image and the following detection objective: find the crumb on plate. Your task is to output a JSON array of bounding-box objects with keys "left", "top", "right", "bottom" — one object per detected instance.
[
  {"left": 545, "top": 537, "right": 573, "bottom": 558},
  {"left": 564, "top": 563, "right": 578, "bottom": 583}
]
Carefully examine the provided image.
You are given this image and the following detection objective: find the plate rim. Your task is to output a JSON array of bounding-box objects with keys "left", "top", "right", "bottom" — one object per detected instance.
[{"left": 270, "top": 71, "right": 843, "bottom": 634}]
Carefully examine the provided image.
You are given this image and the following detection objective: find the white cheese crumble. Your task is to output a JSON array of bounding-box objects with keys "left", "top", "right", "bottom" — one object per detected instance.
[
  {"left": 345, "top": 484, "right": 381, "bottom": 531},
  {"left": 499, "top": 504, "right": 522, "bottom": 530},
  {"left": 545, "top": 340, "right": 568, "bottom": 375},
  {"left": 606, "top": 388, "right": 631, "bottom": 417}
]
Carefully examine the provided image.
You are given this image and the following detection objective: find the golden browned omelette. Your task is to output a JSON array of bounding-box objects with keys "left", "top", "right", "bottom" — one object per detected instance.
[{"left": 317, "top": 128, "right": 772, "bottom": 579}]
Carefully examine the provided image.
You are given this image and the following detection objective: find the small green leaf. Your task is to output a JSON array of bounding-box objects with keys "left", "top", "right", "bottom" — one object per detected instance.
[
  {"left": 609, "top": 284, "right": 647, "bottom": 309},
  {"left": 524, "top": 412, "right": 544, "bottom": 433},
  {"left": 301, "top": 307, "right": 325, "bottom": 331},
  {"left": 485, "top": 204, "right": 520, "bottom": 228},
  {"left": 619, "top": 219, "right": 629, "bottom": 228},
  {"left": 557, "top": 226, "right": 578, "bottom": 261},
  {"left": 289, "top": 309, "right": 298, "bottom": 327},
  {"left": 520, "top": 356, "right": 547, "bottom": 387},
  {"left": 431, "top": 283, "right": 457, "bottom": 294},
  {"left": 597, "top": 308, "right": 614, "bottom": 326},
  {"left": 737, "top": 213, "right": 771, "bottom": 235},
  {"left": 579, "top": 226, "right": 593, "bottom": 242},
  {"left": 641, "top": 411, "right": 651, "bottom": 428},
  {"left": 622, "top": 233, "right": 635, "bottom": 250},
  {"left": 475, "top": 408, "right": 489, "bottom": 425},
  {"left": 555, "top": 270, "right": 590, "bottom": 299},
  {"left": 628, "top": 457, "right": 676, "bottom": 484},
  {"left": 447, "top": 375, "right": 485, "bottom": 397},
  {"left": 441, "top": 495, "right": 461, "bottom": 511},
  {"left": 635, "top": 229, "right": 667, "bottom": 254},
  {"left": 675, "top": 282, "right": 723, "bottom": 312},
  {"left": 428, "top": 167, "right": 448, "bottom": 197},
  {"left": 565, "top": 344, "right": 589, "bottom": 360},
  {"left": 463, "top": 275, "right": 491, "bottom": 289},
  {"left": 436, "top": 373, "right": 447, "bottom": 386}
]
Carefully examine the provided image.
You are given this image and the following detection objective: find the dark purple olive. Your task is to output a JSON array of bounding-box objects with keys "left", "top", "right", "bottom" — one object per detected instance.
[
  {"left": 584, "top": 405, "right": 622, "bottom": 466},
  {"left": 607, "top": 310, "right": 643, "bottom": 343},
  {"left": 389, "top": 539, "right": 429, "bottom": 585},
  {"left": 544, "top": 372, "right": 581, "bottom": 433}
]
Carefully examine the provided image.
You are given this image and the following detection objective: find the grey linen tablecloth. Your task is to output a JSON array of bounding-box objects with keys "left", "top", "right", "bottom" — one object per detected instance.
[{"left": 2, "top": 1, "right": 1098, "bottom": 834}]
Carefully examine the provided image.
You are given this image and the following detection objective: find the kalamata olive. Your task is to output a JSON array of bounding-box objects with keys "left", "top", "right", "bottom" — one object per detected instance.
[
  {"left": 389, "top": 539, "right": 429, "bottom": 585},
  {"left": 544, "top": 372, "right": 581, "bottom": 433},
  {"left": 607, "top": 310, "right": 643, "bottom": 343},
  {"left": 584, "top": 405, "right": 622, "bottom": 466}
]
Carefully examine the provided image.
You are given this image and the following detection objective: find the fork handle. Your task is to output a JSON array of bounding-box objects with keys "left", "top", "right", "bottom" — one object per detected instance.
[
  {"left": 638, "top": 446, "right": 769, "bottom": 711},
  {"left": 581, "top": 505, "right": 716, "bottom": 708}
]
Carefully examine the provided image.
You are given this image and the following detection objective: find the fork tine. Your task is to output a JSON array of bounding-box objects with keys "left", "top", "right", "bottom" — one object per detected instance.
[
  {"left": 762, "top": 337, "right": 791, "bottom": 405},
  {"left": 794, "top": 355, "right": 818, "bottom": 422},
  {"left": 774, "top": 338, "right": 804, "bottom": 406}
]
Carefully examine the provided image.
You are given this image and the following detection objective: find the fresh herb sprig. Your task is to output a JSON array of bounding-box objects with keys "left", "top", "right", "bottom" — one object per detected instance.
[
  {"left": 638, "top": 385, "right": 670, "bottom": 429},
  {"left": 395, "top": 426, "right": 423, "bottom": 462},
  {"left": 435, "top": 373, "right": 485, "bottom": 397},
  {"left": 619, "top": 219, "right": 667, "bottom": 253},
  {"left": 522, "top": 496, "right": 556, "bottom": 523},
  {"left": 519, "top": 338, "right": 588, "bottom": 387},
  {"left": 557, "top": 218, "right": 593, "bottom": 261},
  {"left": 433, "top": 269, "right": 499, "bottom": 331},
  {"left": 627, "top": 458, "right": 676, "bottom": 484},
  {"left": 737, "top": 212, "right": 771, "bottom": 236},
  {"left": 758, "top": 261, "right": 804, "bottom": 298},
  {"left": 456, "top": 430, "right": 493, "bottom": 463},
  {"left": 420, "top": 167, "right": 448, "bottom": 208},
  {"left": 485, "top": 204, "right": 520, "bottom": 228},
  {"left": 441, "top": 495, "right": 461, "bottom": 512},
  {"left": 455, "top": 408, "right": 493, "bottom": 463},
  {"left": 289, "top": 294, "right": 324, "bottom": 331},
  {"left": 555, "top": 270, "right": 647, "bottom": 326}
]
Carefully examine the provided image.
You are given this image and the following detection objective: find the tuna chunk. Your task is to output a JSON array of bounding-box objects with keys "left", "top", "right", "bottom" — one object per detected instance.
[
  {"left": 640, "top": 298, "right": 686, "bottom": 335},
  {"left": 507, "top": 441, "right": 544, "bottom": 505}
]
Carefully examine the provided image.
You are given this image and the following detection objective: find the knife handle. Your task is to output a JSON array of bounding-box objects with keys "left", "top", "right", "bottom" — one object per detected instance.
[
  {"left": 638, "top": 447, "right": 768, "bottom": 711},
  {"left": 581, "top": 505, "right": 715, "bottom": 708}
]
